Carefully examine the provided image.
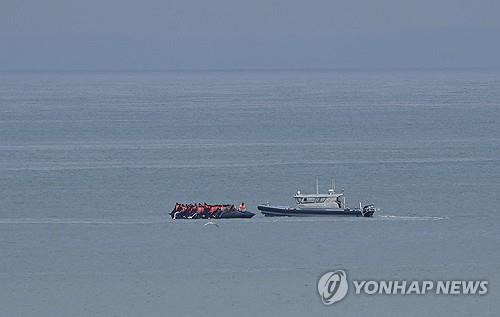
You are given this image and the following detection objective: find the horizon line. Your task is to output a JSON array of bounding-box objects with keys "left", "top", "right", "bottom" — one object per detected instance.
[{"left": 1, "top": 66, "right": 500, "bottom": 73}]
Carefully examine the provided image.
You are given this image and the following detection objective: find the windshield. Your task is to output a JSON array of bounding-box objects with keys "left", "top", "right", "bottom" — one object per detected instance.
[{"left": 297, "top": 197, "right": 327, "bottom": 203}]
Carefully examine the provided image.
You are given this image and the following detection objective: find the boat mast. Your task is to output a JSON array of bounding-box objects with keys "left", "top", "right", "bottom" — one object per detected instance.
[{"left": 316, "top": 178, "right": 319, "bottom": 194}]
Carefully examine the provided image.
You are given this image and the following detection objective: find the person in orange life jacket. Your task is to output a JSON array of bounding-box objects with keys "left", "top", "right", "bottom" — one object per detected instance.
[
  {"left": 238, "top": 202, "right": 246, "bottom": 212},
  {"left": 209, "top": 205, "right": 219, "bottom": 215},
  {"left": 197, "top": 204, "right": 204, "bottom": 215}
]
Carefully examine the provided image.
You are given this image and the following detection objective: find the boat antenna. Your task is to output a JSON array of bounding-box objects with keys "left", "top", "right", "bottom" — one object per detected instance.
[
  {"left": 316, "top": 178, "right": 319, "bottom": 194},
  {"left": 331, "top": 178, "right": 336, "bottom": 192}
]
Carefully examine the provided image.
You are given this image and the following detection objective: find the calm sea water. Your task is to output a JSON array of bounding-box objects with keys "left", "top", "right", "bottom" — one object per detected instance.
[{"left": 1, "top": 70, "right": 499, "bottom": 316}]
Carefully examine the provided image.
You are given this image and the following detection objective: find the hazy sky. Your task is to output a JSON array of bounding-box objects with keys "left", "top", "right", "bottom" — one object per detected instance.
[{"left": 1, "top": 0, "right": 499, "bottom": 70}]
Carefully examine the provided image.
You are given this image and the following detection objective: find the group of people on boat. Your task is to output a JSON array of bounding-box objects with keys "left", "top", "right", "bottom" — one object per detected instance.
[{"left": 171, "top": 202, "right": 247, "bottom": 219}]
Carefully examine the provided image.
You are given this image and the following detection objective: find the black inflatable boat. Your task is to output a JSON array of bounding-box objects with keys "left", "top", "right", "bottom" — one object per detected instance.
[{"left": 170, "top": 203, "right": 255, "bottom": 219}]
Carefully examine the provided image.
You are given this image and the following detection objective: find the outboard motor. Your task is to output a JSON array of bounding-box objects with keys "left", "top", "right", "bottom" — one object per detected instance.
[{"left": 361, "top": 204, "right": 376, "bottom": 217}]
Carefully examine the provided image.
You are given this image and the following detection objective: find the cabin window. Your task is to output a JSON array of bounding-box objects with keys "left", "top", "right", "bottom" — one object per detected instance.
[
  {"left": 299, "top": 198, "right": 314, "bottom": 204},
  {"left": 297, "top": 197, "right": 326, "bottom": 204}
]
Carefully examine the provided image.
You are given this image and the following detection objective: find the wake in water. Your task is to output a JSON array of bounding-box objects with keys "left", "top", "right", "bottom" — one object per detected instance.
[
  {"left": 250, "top": 214, "right": 448, "bottom": 223},
  {"left": 376, "top": 214, "right": 447, "bottom": 221},
  {"left": 0, "top": 215, "right": 449, "bottom": 225},
  {"left": 0, "top": 214, "right": 447, "bottom": 225},
  {"left": 0, "top": 217, "right": 168, "bottom": 225}
]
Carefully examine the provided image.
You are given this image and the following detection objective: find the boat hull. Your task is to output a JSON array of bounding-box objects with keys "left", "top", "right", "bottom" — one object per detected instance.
[
  {"left": 257, "top": 205, "right": 374, "bottom": 217},
  {"left": 218, "top": 210, "right": 255, "bottom": 219},
  {"left": 171, "top": 210, "right": 255, "bottom": 219}
]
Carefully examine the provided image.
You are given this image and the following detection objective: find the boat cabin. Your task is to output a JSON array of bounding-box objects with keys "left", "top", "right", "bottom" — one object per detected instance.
[{"left": 293, "top": 188, "right": 345, "bottom": 209}]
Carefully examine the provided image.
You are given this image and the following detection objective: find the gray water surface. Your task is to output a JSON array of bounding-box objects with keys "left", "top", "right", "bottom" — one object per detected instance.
[{"left": 1, "top": 70, "right": 499, "bottom": 316}]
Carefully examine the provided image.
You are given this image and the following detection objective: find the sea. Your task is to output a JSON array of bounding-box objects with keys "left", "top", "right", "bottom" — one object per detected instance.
[{"left": 0, "top": 70, "right": 499, "bottom": 316}]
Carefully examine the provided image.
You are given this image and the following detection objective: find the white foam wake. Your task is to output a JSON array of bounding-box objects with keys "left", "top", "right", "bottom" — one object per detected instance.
[
  {"left": 0, "top": 214, "right": 447, "bottom": 225},
  {"left": 245, "top": 214, "right": 447, "bottom": 223},
  {"left": 0, "top": 217, "right": 168, "bottom": 225}
]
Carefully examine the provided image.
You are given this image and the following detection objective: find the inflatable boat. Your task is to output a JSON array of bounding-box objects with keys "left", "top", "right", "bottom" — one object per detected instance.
[{"left": 170, "top": 203, "right": 255, "bottom": 219}]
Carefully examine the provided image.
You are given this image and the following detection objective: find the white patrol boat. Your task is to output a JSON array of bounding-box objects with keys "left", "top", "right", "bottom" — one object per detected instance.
[{"left": 257, "top": 180, "right": 376, "bottom": 217}]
